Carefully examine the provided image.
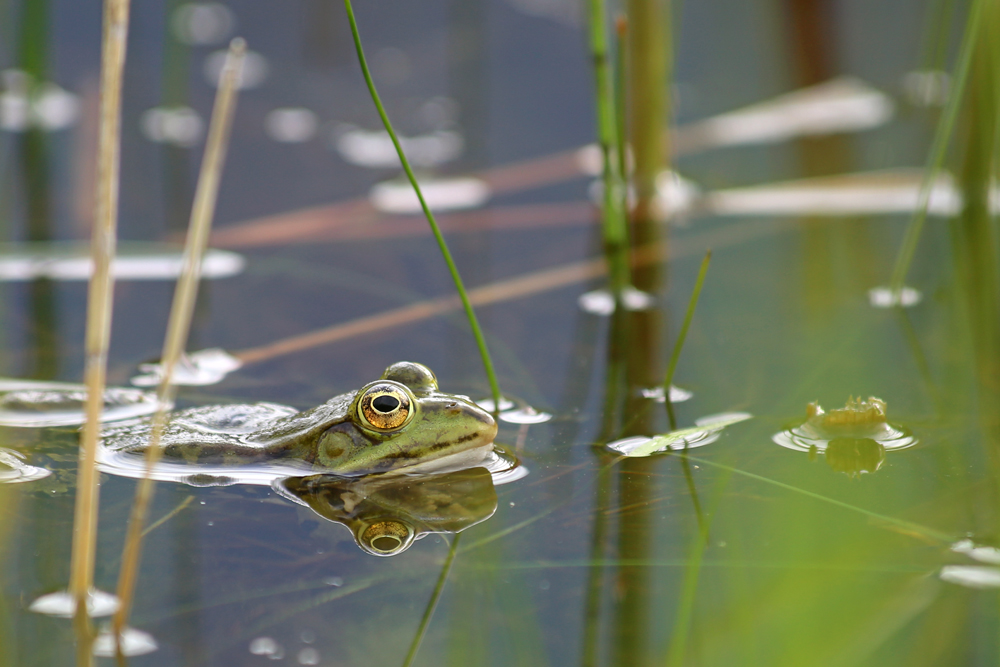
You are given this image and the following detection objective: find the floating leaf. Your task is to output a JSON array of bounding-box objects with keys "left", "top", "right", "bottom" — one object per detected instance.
[{"left": 607, "top": 412, "right": 752, "bottom": 457}]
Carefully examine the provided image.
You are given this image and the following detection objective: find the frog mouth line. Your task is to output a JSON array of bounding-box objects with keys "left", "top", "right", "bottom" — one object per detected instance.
[{"left": 393, "top": 442, "right": 495, "bottom": 476}]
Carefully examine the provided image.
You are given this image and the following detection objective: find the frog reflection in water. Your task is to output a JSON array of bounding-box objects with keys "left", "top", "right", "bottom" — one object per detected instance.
[
  {"left": 773, "top": 396, "right": 917, "bottom": 477},
  {"left": 278, "top": 467, "right": 498, "bottom": 556},
  {"left": 103, "top": 361, "right": 498, "bottom": 476}
]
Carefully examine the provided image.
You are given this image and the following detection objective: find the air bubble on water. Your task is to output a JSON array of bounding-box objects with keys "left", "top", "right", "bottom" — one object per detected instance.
[
  {"left": 498, "top": 406, "right": 553, "bottom": 424},
  {"left": 141, "top": 106, "right": 204, "bottom": 147},
  {"left": 32, "top": 84, "right": 80, "bottom": 130},
  {"left": 297, "top": 648, "right": 321, "bottom": 665},
  {"left": 324, "top": 576, "right": 343, "bottom": 587},
  {"left": 0, "top": 379, "right": 164, "bottom": 427},
  {"left": 131, "top": 348, "right": 242, "bottom": 387},
  {"left": 475, "top": 397, "right": 516, "bottom": 412},
  {"left": 640, "top": 386, "right": 693, "bottom": 403},
  {"left": 0, "top": 448, "right": 51, "bottom": 483},
  {"left": 578, "top": 287, "right": 656, "bottom": 316},
  {"left": 250, "top": 637, "right": 281, "bottom": 656},
  {"left": 265, "top": 108, "right": 318, "bottom": 143},
  {"left": 204, "top": 49, "right": 269, "bottom": 89},
  {"left": 868, "top": 286, "right": 922, "bottom": 308},
  {"left": 902, "top": 70, "right": 950, "bottom": 107},
  {"left": 172, "top": 3, "right": 235, "bottom": 45},
  {"left": 92, "top": 627, "right": 159, "bottom": 657},
  {"left": 300, "top": 630, "right": 316, "bottom": 644}
]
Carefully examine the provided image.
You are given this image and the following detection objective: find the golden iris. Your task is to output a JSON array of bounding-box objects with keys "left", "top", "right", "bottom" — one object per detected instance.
[{"left": 358, "top": 383, "right": 413, "bottom": 430}]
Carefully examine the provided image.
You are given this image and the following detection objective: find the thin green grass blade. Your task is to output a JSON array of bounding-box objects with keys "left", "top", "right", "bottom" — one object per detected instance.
[
  {"left": 888, "top": 0, "right": 983, "bottom": 295},
  {"left": 663, "top": 249, "right": 711, "bottom": 428},
  {"left": 342, "top": 0, "right": 501, "bottom": 408},
  {"left": 586, "top": 0, "right": 629, "bottom": 293}
]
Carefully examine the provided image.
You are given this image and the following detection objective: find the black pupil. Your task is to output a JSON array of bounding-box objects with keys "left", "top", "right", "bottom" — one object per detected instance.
[{"left": 372, "top": 395, "right": 400, "bottom": 413}]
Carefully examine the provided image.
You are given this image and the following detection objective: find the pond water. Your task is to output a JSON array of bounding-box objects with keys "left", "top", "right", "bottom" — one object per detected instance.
[{"left": 2, "top": 0, "right": 999, "bottom": 665}]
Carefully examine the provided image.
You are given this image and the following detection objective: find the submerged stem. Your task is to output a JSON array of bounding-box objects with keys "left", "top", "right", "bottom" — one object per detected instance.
[
  {"left": 69, "top": 0, "right": 131, "bottom": 605},
  {"left": 112, "top": 39, "right": 245, "bottom": 640},
  {"left": 402, "top": 534, "right": 460, "bottom": 667},
  {"left": 663, "top": 250, "right": 711, "bottom": 428},
  {"left": 342, "top": 0, "right": 502, "bottom": 409},
  {"left": 888, "top": 0, "right": 982, "bottom": 296}
]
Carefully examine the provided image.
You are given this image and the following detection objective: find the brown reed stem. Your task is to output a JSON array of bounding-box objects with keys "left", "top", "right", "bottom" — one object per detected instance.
[
  {"left": 111, "top": 39, "right": 245, "bottom": 641},
  {"left": 69, "top": 0, "right": 131, "bottom": 606}
]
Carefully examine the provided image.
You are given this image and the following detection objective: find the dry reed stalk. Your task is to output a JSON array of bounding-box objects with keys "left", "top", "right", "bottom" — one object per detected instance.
[
  {"left": 111, "top": 39, "right": 245, "bottom": 640},
  {"left": 68, "top": 0, "right": 131, "bottom": 608}
]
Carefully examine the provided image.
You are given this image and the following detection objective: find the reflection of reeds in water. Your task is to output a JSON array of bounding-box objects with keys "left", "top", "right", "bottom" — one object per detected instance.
[
  {"left": 111, "top": 39, "right": 245, "bottom": 640},
  {"left": 68, "top": 0, "right": 131, "bottom": 617}
]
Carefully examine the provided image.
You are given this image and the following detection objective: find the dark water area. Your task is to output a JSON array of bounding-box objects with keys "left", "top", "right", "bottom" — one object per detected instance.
[{"left": 3, "top": 0, "right": 1000, "bottom": 665}]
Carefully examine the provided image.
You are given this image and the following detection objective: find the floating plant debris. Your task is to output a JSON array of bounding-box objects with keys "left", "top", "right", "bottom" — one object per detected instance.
[
  {"left": 0, "top": 243, "right": 244, "bottom": 281},
  {"left": 334, "top": 125, "right": 463, "bottom": 168},
  {"left": 0, "top": 379, "right": 164, "bottom": 427},
  {"left": 673, "top": 77, "right": 893, "bottom": 154},
  {"left": 475, "top": 397, "right": 552, "bottom": 426},
  {"left": 607, "top": 412, "right": 752, "bottom": 457},
  {"left": 475, "top": 397, "right": 517, "bottom": 413},
  {"left": 640, "top": 385, "right": 694, "bottom": 403},
  {"left": 29, "top": 589, "right": 121, "bottom": 618},
  {"left": 498, "top": 406, "right": 553, "bottom": 425},
  {"left": 264, "top": 107, "right": 318, "bottom": 143},
  {"left": 369, "top": 177, "right": 490, "bottom": 214},
  {"left": 868, "top": 286, "right": 923, "bottom": 308},
  {"left": 577, "top": 287, "right": 656, "bottom": 316},
  {"left": 204, "top": 48, "right": 268, "bottom": 89},
  {"left": 130, "top": 348, "right": 243, "bottom": 387},
  {"left": 141, "top": 106, "right": 204, "bottom": 147},
  {"left": 92, "top": 627, "right": 159, "bottom": 657},
  {"left": 773, "top": 397, "right": 916, "bottom": 475},
  {"left": 172, "top": 2, "right": 235, "bottom": 46},
  {"left": 0, "top": 448, "right": 51, "bottom": 483},
  {"left": 951, "top": 539, "right": 1000, "bottom": 565},
  {"left": 703, "top": 170, "right": 959, "bottom": 218},
  {"left": 0, "top": 70, "right": 80, "bottom": 132},
  {"left": 939, "top": 565, "right": 1000, "bottom": 590}
]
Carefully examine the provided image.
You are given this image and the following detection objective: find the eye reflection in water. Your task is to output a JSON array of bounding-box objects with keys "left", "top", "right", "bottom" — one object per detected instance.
[{"left": 773, "top": 396, "right": 916, "bottom": 476}]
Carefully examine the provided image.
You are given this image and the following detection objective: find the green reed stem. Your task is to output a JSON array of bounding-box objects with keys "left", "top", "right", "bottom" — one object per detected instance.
[
  {"left": 663, "top": 250, "right": 710, "bottom": 429},
  {"left": 69, "top": 0, "right": 131, "bottom": 607},
  {"left": 888, "top": 0, "right": 982, "bottom": 296},
  {"left": 615, "top": 16, "right": 628, "bottom": 184},
  {"left": 342, "top": 0, "right": 501, "bottom": 409},
  {"left": 402, "top": 533, "right": 460, "bottom": 667},
  {"left": 586, "top": 0, "right": 630, "bottom": 294},
  {"left": 112, "top": 39, "right": 244, "bottom": 642}
]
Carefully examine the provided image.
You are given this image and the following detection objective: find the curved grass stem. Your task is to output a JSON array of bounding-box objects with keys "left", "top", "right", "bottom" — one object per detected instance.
[{"left": 342, "top": 0, "right": 501, "bottom": 408}]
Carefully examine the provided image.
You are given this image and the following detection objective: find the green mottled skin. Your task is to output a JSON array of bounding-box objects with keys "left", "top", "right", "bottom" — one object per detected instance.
[{"left": 105, "top": 362, "right": 497, "bottom": 476}]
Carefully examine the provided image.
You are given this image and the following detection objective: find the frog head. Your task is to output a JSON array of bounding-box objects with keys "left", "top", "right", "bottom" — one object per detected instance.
[{"left": 315, "top": 362, "right": 498, "bottom": 476}]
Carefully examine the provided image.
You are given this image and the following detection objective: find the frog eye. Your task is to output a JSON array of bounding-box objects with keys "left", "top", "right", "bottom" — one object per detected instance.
[
  {"left": 359, "top": 520, "right": 414, "bottom": 556},
  {"left": 358, "top": 383, "right": 413, "bottom": 431}
]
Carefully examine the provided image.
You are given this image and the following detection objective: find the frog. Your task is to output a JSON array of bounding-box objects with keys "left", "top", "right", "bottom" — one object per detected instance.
[{"left": 101, "top": 361, "right": 498, "bottom": 477}]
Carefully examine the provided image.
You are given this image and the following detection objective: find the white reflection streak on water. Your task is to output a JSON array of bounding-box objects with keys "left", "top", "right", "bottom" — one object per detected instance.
[{"left": 0, "top": 247, "right": 245, "bottom": 281}]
